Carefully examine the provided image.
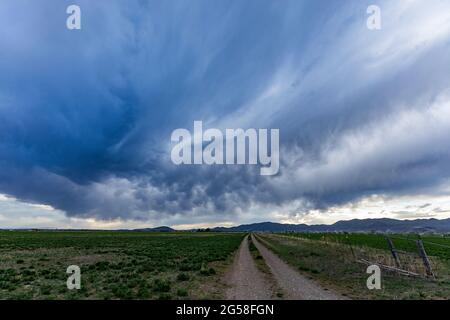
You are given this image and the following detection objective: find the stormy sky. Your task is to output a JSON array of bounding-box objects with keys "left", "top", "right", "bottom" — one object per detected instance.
[{"left": 1, "top": 0, "right": 450, "bottom": 229}]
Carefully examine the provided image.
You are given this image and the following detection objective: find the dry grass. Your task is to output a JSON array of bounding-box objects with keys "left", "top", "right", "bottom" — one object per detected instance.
[{"left": 257, "top": 233, "right": 450, "bottom": 300}]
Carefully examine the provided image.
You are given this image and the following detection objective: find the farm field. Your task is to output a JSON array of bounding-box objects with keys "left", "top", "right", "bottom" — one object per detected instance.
[
  {"left": 256, "top": 233, "right": 450, "bottom": 300},
  {"left": 0, "top": 231, "right": 244, "bottom": 300},
  {"left": 3, "top": 229, "right": 450, "bottom": 300},
  {"left": 281, "top": 232, "right": 450, "bottom": 260}
]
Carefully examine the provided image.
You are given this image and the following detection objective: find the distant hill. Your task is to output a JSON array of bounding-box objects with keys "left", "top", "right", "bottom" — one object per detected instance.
[
  {"left": 4, "top": 219, "right": 450, "bottom": 233},
  {"left": 134, "top": 226, "right": 174, "bottom": 232},
  {"left": 212, "top": 218, "right": 450, "bottom": 233}
]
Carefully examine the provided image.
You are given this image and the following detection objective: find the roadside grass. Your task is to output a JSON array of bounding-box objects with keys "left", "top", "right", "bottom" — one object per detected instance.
[
  {"left": 248, "top": 235, "right": 284, "bottom": 299},
  {"left": 255, "top": 233, "right": 450, "bottom": 300},
  {"left": 283, "top": 232, "right": 450, "bottom": 261},
  {"left": 248, "top": 236, "right": 267, "bottom": 273},
  {"left": 0, "top": 231, "right": 244, "bottom": 300}
]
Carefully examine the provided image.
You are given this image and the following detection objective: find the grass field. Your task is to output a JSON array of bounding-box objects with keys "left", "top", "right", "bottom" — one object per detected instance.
[
  {"left": 3, "top": 229, "right": 450, "bottom": 300},
  {"left": 0, "top": 231, "right": 244, "bottom": 300},
  {"left": 256, "top": 233, "right": 450, "bottom": 299},
  {"left": 281, "top": 232, "right": 450, "bottom": 260}
]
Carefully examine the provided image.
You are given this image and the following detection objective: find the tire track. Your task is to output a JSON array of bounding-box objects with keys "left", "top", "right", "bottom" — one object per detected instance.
[
  {"left": 251, "top": 234, "right": 345, "bottom": 300},
  {"left": 225, "top": 235, "right": 274, "bottom": 300}
]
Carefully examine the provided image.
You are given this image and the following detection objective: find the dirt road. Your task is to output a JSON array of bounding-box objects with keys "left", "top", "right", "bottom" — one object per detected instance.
[
  {"left": 251, "top": 234, "right": 345, "bottom": 300},
  {"left": 225, "top": 235, "right": 274, "bottom": 300}
]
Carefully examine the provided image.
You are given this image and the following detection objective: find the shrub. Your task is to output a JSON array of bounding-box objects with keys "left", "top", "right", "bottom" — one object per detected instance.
[
  {"left": 177, "top": 289, "right": 188, "bottom": 297},
  {"left": 152, "top": 278, "right": 171, "bottom": 292},
  {"left": 199, "top": 267, "right": 216, "bottom": 276},
  {"left": 176, "top": 273, "right": 190, "bottom": 281}
]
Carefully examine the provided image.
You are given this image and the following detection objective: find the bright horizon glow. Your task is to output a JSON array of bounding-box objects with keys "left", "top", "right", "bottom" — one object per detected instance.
[{"left": 2, "top": 193, "right": 450, "bottom": 230}]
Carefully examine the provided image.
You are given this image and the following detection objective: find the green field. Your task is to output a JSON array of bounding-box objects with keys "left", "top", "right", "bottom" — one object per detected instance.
[
  {"left": 280, "top": 232, "right": 450, "bottom": 260},
  {"left": 0, "top": 231, "right": 244, "bottom": 300},
  {"left": 256, "top": 233, "right": 450, "bottom": 299}
]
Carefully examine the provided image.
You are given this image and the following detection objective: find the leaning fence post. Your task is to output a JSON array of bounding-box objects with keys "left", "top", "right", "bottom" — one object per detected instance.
[
  {"left": 416, "top": 240, "right": 434, "bottom": 278},
  {"left": 386, "top": 237, "right": 401, "bottom": 268}
]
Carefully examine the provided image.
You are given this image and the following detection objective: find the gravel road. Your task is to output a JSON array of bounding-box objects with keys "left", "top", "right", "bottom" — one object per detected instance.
[
  {"left": 225, "top": 235, "right": 274, "bottom": 300},
  {"left": 251, "top": 234, "right": 345, "bottom": 300}
]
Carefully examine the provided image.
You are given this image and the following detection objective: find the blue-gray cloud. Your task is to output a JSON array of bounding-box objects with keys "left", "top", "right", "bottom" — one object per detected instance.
[{"left": 1, "top": 0, "right": 450, "bottom": 222}]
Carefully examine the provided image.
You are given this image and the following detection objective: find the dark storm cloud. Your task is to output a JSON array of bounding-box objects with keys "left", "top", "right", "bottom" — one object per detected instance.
[{"left": 1, "top": 0, "right": 450, "bottom": 221}]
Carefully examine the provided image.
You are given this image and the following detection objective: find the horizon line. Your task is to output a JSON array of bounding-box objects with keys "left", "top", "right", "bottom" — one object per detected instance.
[{"left": 1, "top": 216, "right": 448, "bottom": 231}]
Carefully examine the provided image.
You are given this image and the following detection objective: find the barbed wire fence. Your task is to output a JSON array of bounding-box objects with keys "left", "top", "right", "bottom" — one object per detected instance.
[
  {"left": 278, "top": 231, "right": 450, "bottom": 280},
  {"left": 345, "top": 234, "right": 450, "bottom": 280}
]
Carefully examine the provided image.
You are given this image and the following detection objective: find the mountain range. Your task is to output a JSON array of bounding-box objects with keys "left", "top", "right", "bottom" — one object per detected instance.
[
  {"left": 202, "top": 218, "right": 450, "bottom": 233},
  {"left": 4, "top": 218, "right": 450, "bottom": 233}
]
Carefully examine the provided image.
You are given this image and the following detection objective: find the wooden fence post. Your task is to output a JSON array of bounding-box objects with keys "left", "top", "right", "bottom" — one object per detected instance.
[
  {"left": 416, "top": 240, "right": 434, "bottom": 278},
  {"left": 386, "top": 237, "right": 401, "bottom": 268},
  {"left": 344, "top": 233, "right": 356, "bottom": 259}
]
